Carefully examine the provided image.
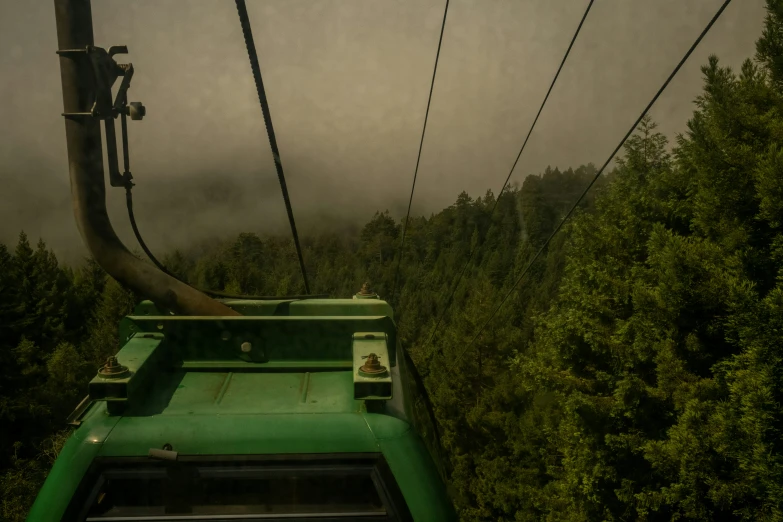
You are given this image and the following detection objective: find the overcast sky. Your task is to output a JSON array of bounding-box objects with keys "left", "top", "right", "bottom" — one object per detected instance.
[{"left": 0, "top": 0, "right": 767, "bottom": 262}]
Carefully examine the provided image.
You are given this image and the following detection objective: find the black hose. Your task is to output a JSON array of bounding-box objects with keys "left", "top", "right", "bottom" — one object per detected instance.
[{"left": 125, "top": 187, "right": 327, "bottom": 301}]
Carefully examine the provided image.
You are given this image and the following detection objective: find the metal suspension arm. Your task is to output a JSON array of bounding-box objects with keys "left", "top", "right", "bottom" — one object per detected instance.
[{"left": 54, "top": 0, "right": 239, "bottom": 317}]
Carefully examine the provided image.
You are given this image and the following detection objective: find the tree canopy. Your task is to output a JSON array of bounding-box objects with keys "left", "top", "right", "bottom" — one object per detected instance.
[{"left": 3, "top": 2, "right": 783, "bottom": 520}]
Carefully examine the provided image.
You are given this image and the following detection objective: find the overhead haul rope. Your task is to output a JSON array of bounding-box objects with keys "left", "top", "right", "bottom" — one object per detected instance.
[
  {"left": 431, "top": 0, "right": 734, "bottom": 390},
  {"left": 389, "top": 0, "right": 451, "bottom": 307},
  {"left": 426, "top": 0, "right": 594, "bottom": 348},
  {"left": 235, "top": 0, "right": 311, "bottom": 295},
  {"left": 126, "top": 189, "right": 328, "bottom": 300},
  {"left": 126, "top": 3, "right": 322, "bottom": 300}
]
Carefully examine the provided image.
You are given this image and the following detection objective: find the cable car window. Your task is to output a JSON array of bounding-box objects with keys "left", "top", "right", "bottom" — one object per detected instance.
[{"left": 67, "top": 454, "right": 411, "bottom": 521}]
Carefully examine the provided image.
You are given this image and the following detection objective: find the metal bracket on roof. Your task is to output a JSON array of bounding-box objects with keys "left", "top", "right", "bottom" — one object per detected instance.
[
  {"left": 66, "top": 395, "right": 94, "bottom": 427},
  {"left": 353, "top": 332, "right": 392, "bottom": 400},
  {"left": 57, "top": 44, "right": 145, "bottom": 189},
  {"left": 89, "top": 334, "right": 165, "bottom": 415}
]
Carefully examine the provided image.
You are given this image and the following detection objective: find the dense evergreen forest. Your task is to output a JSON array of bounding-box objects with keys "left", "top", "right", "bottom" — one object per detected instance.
[{"left": 3, "top": 2, "right": 783, "bottom": 520}]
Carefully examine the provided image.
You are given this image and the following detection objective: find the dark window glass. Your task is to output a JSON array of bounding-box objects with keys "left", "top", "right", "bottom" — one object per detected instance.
[{"left": 69, "top": 455, "right": 410, "bottom": 521}]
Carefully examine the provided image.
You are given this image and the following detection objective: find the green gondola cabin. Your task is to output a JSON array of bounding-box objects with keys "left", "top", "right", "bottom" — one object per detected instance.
[
  {"left": 37, "top": 0, "right": 456, "bottom": 519},
  {"left": 28, "top": 293, "right": 456, "bottom": 521}
]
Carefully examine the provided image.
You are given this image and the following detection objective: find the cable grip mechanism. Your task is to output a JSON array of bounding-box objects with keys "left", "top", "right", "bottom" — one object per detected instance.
[{"left": 58, "top": 45, "right": 145, "bottom": 189}]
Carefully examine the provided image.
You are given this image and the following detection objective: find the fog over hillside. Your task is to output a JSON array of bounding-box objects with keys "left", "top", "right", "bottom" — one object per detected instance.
[{"left": 0, "top": 0, "right": 765, "bottom": 263}]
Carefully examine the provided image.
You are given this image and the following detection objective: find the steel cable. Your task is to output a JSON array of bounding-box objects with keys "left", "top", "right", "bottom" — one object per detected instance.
[
  {"left": 235, "top": 0, "right": 311, "bottom": 294},
  {"left": 426, "top": 0, "right": 595, "bottom": 348},
  {"left": 432, "top": 0, "right": 734, "bottom": 389},
  {"left": 390, "top": 0, "right": 451, "bottom": 307}
]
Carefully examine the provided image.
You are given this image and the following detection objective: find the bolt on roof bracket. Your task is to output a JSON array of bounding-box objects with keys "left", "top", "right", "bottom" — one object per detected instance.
[{"left": 352, "top": 332, "right": 392, "bottom": 400}]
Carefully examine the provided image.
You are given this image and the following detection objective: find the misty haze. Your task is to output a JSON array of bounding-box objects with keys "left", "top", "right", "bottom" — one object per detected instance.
[
  {"left": 5, "top": 1, "right": 783, "bottom": 520},
  {"left": 0, "top": 0, "right": 764, "bottom": 263}
]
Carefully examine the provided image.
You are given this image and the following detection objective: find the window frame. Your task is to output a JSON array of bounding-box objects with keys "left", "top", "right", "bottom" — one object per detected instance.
[{"left": 64, "top": 453, "right": 412, "bottom": 522}]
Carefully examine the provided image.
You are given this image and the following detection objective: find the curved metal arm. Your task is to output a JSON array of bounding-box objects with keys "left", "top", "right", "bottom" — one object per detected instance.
[{"left": 54, "top": 0, "right": 239, "bottom": 317}]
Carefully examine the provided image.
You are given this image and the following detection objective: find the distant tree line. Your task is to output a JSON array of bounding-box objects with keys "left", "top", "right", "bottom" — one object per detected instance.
[
  {"left": 2, "top": 1, "right": 783, "bottom": 520},
  {"left": 0, "top": 240, "right": 136, "bottom": 520}
]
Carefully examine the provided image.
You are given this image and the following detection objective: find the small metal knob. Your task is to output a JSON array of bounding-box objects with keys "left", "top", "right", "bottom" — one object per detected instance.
[
  {"left": 129, "top": 101, "right": 146, "bottom": 120},
  {"left": 98, "top": 356, "right": 130, "bottom": 378},
  {"left": 359, "top": 353, "right": 387, "bottom": 376}
]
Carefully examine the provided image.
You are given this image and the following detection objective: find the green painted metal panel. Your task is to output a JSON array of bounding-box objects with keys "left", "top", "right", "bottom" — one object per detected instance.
[
  {"left": 164, "top": 371, "right": 231, "bottom": 410},
  {"left": 122, "top": 315, "right": 398, "bottom": 365},
  {"left": 28, "top": 406, "right": 455, "bottom": 521},
  {"left": 380, "top": 434, "right": 457, "bottom": 521},
  {"left": 26, "top": 403, "right": 120, "bottom": 521},
  {"left": 222, "top": 298, "right": 395, "bottom": 319},
  {"left": 99, "top": 413, "right": 381, "bottom": 456},
  {"left": 156, "top": 371, "right": 362, "bottom": 415},
  {"left": 30, "top": 296, "right": 456, "bottom": 520},
  {"left": 88, "top": 335, "right": 164, "bottom": 403},
  {"left": 133, "top": 298, "right": 395, "bottom": 319},
  {"left": 364, "top": 411, "right": 412, "bottom": 440},
  {"left": 70, "top": 401, "right": 123, "bottom": 443},
  {"left": 179, "top": 360, "right": 353, "bottom": 370},
  {"left": 363, "top": 414, "right": 457, "bottom": 521},
  {"left": 353, "top": 332, "right": 393, "bottom": 400}
]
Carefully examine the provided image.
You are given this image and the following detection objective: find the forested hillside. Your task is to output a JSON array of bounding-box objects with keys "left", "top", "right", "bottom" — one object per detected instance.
[{"left": 3, "top": 1, "right": 783, "bottom": 520}]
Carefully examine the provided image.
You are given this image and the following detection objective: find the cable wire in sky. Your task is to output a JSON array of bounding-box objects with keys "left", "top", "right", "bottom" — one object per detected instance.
[
  {"left": 235, "top": 0, "right": 311, "bottom": 294},
  {"left": 390, "top": 0, "right": 451, "bottom": 307},
  {"left": 426, "top": 0, "right": 595, "bottom": 347},
  {"left": 432, "top": 0, "right": 734, "bottom": 390}
]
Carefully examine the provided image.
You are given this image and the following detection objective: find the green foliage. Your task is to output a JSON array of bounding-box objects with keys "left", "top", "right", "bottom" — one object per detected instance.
[
  {"left": 491, "top": 10, "right": 783, "bottom": 518},
  {"left": 757, "top": 0, "right": 783, "bottom": 88},
  {"left": 4, "top": 3, "right": 783, "bottom": 520},
  {"left": 1, "top": 432, "right": 67, "bottom": 522},
  {"left": 0, "top": 236, "right": 135, "bottom": 520}
]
